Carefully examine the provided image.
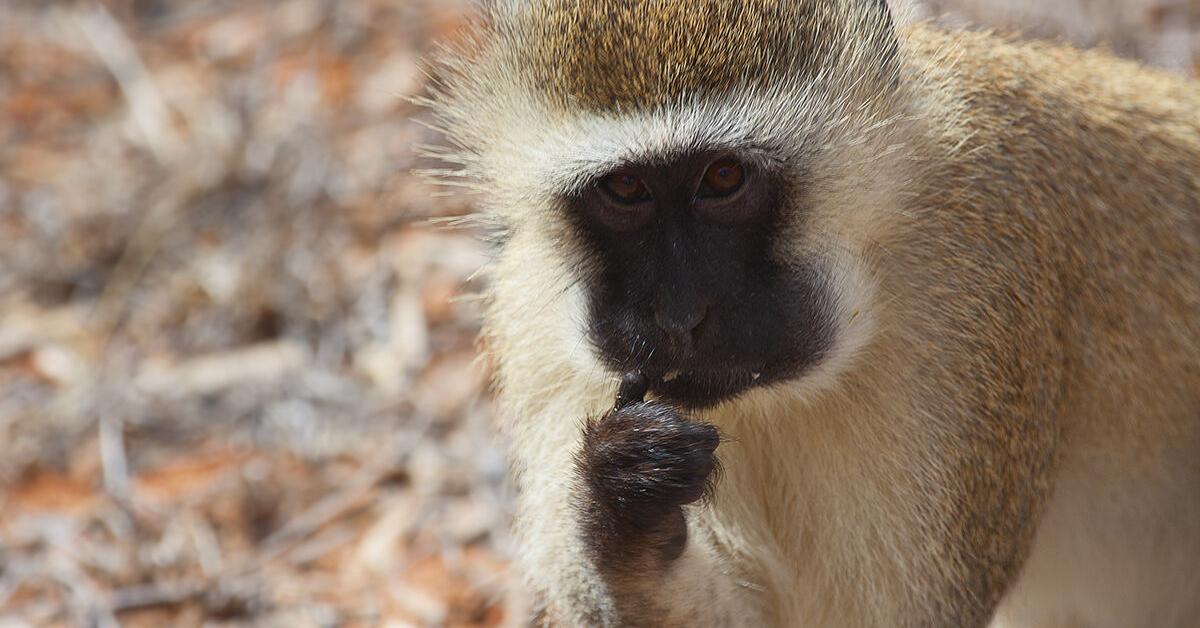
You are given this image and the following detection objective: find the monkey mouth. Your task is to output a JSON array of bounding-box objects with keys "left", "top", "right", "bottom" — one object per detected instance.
[
  {"left": 663, "top": 369, "right": 762, "bottom": 383},
  {"left": 650, "top": 366, "right": 768, "bottom": 409}
]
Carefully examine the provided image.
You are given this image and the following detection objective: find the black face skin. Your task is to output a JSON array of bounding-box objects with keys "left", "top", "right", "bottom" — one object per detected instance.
[{"left": 567, "top": 151, "right": 836, "bottom": 409}]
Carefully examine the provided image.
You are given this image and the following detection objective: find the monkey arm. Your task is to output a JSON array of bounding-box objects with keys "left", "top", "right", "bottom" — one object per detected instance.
[
  {"left": 595, "top": 521, "right": 758, "bottom": 628},
  {"left": 501, "top": 391, "right": 759, "bottom": 627},
  {"left": 571, "top": 399, "right": 758, "bottom": 627}
]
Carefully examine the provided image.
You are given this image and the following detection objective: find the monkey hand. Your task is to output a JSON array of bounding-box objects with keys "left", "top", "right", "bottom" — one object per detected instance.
[{"left": 576, "top": 400, "right": 721, "bottom": 564}]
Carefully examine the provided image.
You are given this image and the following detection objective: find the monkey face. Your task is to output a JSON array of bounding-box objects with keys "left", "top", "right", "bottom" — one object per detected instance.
[
  {"left": 566, "top": 151, "right": 837, "bottom": 409},
  {"left": 428, "top": 0, "right": 904, "bottom": 411}
]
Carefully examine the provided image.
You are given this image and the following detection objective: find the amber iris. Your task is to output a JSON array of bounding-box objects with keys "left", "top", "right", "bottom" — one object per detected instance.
[
  {"left": 602, "top": 170, "right": 650, "bottom": 203},
  {"left": 702, "top": 158, "right": 745, "bottom": 197}
]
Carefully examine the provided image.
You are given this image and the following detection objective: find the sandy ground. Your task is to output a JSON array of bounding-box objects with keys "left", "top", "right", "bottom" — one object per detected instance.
[{"left": 0, "top": 1, "right": 1195, "bottom": 626}]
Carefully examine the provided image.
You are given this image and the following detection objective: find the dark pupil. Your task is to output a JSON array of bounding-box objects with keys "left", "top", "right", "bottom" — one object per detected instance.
[{"left": 717, "top": 167, "right": 732, "bottom": 179}]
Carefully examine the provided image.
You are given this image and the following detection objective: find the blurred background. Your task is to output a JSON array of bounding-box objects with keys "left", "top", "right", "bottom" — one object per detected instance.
[{"left": 0, "top": 1, "right": 1195, "bottom": 626}]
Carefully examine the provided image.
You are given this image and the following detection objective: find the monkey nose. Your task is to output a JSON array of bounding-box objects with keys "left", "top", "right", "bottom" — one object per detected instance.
[{"left": 654, "top": 301, "right": 710, "bottom": 350}]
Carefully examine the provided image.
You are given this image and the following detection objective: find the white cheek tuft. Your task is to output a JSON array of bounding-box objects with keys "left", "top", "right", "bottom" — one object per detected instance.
[
  {"left": 559, "top": 281, "right": 606, "bottom": 374},
  {"left": 822, "top": 251, "right": 880, "bottom": 383}
]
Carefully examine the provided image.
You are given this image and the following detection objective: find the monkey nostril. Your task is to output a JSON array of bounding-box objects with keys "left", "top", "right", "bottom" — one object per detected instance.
[{"left": 654, "top": 303, "right": 710, "bottom": 349}]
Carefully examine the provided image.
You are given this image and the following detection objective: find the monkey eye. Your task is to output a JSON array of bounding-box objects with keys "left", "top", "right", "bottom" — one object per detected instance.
[
  {"left": 601, "top": 170, "right": 651, "bottom": 204},
  {"left": 701, "top": 157, "right": 746, "bottom": 198}
]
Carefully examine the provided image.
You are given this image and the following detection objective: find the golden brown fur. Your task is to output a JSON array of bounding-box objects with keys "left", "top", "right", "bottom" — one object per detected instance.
[
  {"left": 426, "top": 1, "right": 1200, "bottom": 626},
  {"left": 504, "top": 0, "right": 896, "bottom": 110}
]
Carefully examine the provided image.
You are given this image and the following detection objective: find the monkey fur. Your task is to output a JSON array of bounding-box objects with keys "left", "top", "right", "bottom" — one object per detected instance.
[{"left": 425, "top": 1, "right": 1200, "bottom": 626}]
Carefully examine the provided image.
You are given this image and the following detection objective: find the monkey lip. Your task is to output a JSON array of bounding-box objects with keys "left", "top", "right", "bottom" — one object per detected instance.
[
  {"left": 649, "top": 366, "right": 768, "bottom": 409},
  {"left": 661, "top": 368, "right": 761, "bottom": 384}
]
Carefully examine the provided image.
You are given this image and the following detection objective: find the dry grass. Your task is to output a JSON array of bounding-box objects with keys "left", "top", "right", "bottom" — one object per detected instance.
[{"left": 0, "top": 1, "right": 1194, "bottom": 626}]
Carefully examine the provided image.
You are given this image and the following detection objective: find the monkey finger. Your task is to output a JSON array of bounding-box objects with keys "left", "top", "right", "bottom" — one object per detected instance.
[{"left": 614, "top": 371, "right": 651, "bottom": 410}]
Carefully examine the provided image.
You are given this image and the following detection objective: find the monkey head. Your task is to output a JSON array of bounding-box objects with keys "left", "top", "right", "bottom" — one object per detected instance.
[{"left": 430, "top": 0, "right": 911, "bottom": 408}]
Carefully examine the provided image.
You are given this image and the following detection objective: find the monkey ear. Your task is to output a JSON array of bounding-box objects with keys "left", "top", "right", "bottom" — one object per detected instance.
[
  {"left": 479, "top": 0, "right": 528, "bottom": 25},
  {"left": 861, "top": 0, "right": 901, "bottom": 85},
  {"left": 485, "top": 0, "right": 528, "bottom": 12},
  {"left": 868, "top": 0, "right": 896, "bottom": 30}
]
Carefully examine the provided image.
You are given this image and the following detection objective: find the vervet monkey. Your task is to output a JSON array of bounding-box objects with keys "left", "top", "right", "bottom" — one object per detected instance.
[{"left": 426, "top": 0, "right": 1200, "bottom": 625}]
